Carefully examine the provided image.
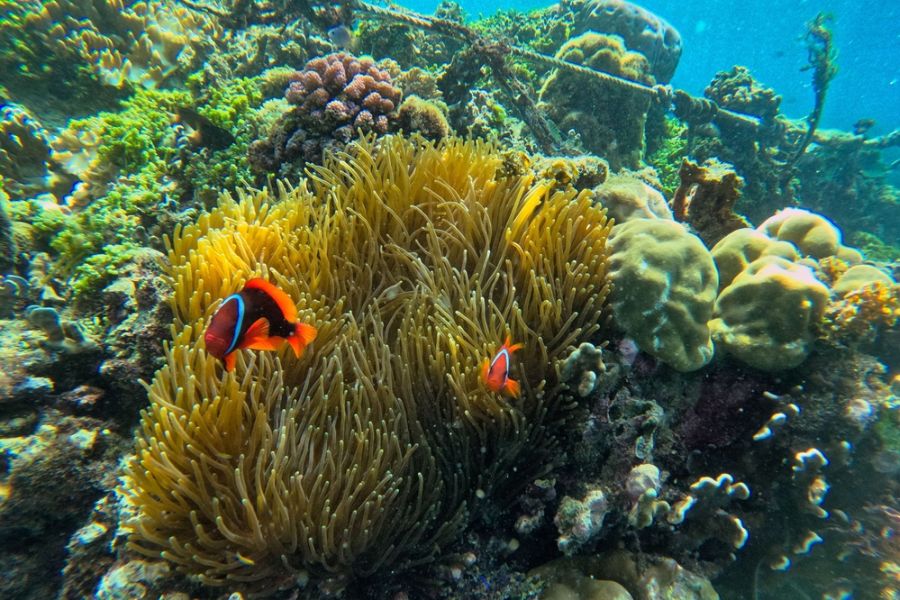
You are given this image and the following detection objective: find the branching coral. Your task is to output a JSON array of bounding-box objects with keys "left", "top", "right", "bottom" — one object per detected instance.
[
  {"left": 123, "top": 135, "right": 613, "bottom": 591},
  {"left": 249, "top": 53, "right": 403, "bottom": 171}
]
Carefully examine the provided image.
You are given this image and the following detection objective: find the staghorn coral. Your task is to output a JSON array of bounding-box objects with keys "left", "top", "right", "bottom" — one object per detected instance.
[
  {"left": 249, "top": 52, "right": 403, "bottom": 171},
  {"left": 538, "top": 32, "right": 655, "bottom": 170},
  {"left": 123, "top": 135, "right": 613, "bottom": 592}
]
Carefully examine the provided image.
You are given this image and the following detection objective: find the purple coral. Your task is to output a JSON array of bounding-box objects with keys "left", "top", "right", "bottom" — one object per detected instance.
[
  {"left": 286, "top": 53, "right": 400, "bottom": 135},
  {"left": 250, "top": 53, "right": 403, "bottom": 172}
]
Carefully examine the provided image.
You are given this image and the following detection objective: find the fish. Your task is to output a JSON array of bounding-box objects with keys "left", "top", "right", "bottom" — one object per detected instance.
[
  {"left": 481, "top": 335, "right": 523, "bottom": 397},
  {"left": 173, "top": 107, "right": 235, "bottom": 151},
  {"left": 204, "top": 278, "right": 317, "bottom": 372},
  {"left": 327, "top": 24, "right": 353, "bottom": 49}
]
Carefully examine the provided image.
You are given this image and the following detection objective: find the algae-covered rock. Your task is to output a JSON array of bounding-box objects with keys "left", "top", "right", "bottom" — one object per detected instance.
[
  {"left": 539, "top": 32, "right": 655, "bottom": 170},
  {"left": 608, "top": 219, "right": 717, "bottom": 372},
  {"left": 710, "top": 256, "right": 829, "bottom": 371},
  {"left": 711, "top": 227, "right": 800, "bottom": 290}
]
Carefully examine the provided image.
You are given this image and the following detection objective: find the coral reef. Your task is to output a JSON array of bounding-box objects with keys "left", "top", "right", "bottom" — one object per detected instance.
[
  {"left": 671, "top": 158, "right": 750, "bottom": 247},
  {"left": 710, "top": 256, "right": 829, "bottom": 371},
  {"left": 123, "top": 135, "right": 613, "bottom": 592},
  {"left": 569, "top": 0, "right": 683, "bottom": 83},
  {"left": 0, "top": 103, "right": 55, "bottom": 200},
  {"left": 592, "top": 172, "right": 672, "bottom": 224},
  {"left": 539, "top": 32, "right": 655, "bottom": 170},
  {"left": 249, "top": 52, "right": 403, "bottom": 171},
  {"left": 607, "top": 219, "right": 718, "bottom": 372},
  {"left": 687, "top": 66, "right": 792, "bottom": 222},
  {"left": 711, "top": 228, "right": 800, "bottom": 291},
  {"left": 758, "top": 207, "right": 859, "bottom": 262},
  {"left": 396, "top": 95, "right": 451, "bottom": 140},
  {"left": 0, "top": 0, "right": 221, "bottom": 104},
  {"left": 0, "top": 2, "right": 896, "bottom": 598}
]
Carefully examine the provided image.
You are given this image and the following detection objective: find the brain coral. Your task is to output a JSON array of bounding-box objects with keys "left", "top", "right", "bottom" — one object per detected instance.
[
  {"left": 570, "top": 0, "right": 683, "bottom": 83},
  {"left": 758, "top": 208, "right": 853, "bottom": 261},
  {"left": 607, "top": 218, "right": 717, "bottom": 372},
  {"left": 710, "top": 256, "right": 829, "bottom": 371},
  {"left": 539, "top": 32, "right": 655, "bottom": 170},
  {"left": 249, "top": 53, "right": 403, "bottom": 170},
  {"left": 123, "top": 135, "right": 612, "bottom": 592},
  {"left": 711, "top": 228, "right": 800, "bottom": 290},
  {"left": 591, "top": 173, "right": 672, "bottom": 224}
]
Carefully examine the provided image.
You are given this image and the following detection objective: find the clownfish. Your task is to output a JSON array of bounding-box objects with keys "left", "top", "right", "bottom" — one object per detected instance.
[
  {"left": 204, "top": 278, "right": 317, "bottom": 372},
  {"left": 481, "top": 336, "right": 524, "bottom": 397}
]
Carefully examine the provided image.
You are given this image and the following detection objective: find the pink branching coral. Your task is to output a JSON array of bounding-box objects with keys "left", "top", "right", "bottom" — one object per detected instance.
[{"left": 249, "top": 53, "right": 402, "bottom": 171}]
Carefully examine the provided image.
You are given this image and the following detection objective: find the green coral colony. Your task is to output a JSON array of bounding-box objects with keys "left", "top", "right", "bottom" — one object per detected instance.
[{"left": 0, "top": 0, "right": 897, "bottom": 599}]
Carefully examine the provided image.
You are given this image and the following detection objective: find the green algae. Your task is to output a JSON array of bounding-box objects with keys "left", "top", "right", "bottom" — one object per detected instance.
[
  {"left": 10, "top": 77, "right": 264, "bottom": 304},
  {"left": 646, "top": 116, "right": 688, "bottom": 197}
]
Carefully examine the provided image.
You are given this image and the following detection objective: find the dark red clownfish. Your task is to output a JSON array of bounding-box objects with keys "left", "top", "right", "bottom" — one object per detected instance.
[{"left": 204, "top": 278, "right": 317, "bottom": 372}]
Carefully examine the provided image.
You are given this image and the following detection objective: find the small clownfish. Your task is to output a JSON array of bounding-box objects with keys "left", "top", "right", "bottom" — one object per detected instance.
[
  {"left": 204, "top": 278, "right": 318, "bottom": 372},
  {"left": 481, "top": 336, "right": 524, "bottom": 397}
]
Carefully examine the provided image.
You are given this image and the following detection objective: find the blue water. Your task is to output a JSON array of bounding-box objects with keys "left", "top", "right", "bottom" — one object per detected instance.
[{"left": 400, "top": 0, "right": 900, "bottom": 135}]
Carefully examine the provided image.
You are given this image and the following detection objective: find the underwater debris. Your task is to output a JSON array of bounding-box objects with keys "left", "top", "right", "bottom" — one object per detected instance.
[{"left": 781, "top": 12, "right": 839, "bottom": 179}]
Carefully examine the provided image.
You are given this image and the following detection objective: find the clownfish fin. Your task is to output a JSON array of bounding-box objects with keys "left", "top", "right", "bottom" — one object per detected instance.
[
  {"left": 505, "top": 377, "right": 521, "bottom": 398},
  {"left": 503, "top": 335, "right": 524, "bottom": 354},
  {"left": 245, "top": 278, "right": 298, "bottom": 322},
  {"left": 286, "top": 322, "right": 317, "bottom": 358},
  {"left": 224, "top": 351, "right": 237, "bottom": 372},
  {"left": 240, "top": 317, "right": 273, "bottom": 349},
  {"left": 480, "top": 358, "right": 490, "bottom": 385}
]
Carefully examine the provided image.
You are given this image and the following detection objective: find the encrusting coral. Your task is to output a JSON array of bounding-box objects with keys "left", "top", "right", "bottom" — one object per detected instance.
[
  {"left": 123, "top": 135, "right": 613, "bottom": 591},
  {"left": 0, "top": 0, "right": 221, "bottom": 95}
]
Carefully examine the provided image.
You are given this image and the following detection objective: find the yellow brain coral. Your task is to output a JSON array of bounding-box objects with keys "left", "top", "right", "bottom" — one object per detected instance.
[
  {"left": 710, "top": 256, "right": 830, "bottom": 371},
  {"left": 123, "top": 135, "right": 612, "bottom": 591}
]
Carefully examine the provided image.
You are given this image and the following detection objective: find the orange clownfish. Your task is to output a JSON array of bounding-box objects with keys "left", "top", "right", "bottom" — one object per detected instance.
[
  {"left": 204, "top": 278, "right": 317, "bottom": 372},
  {"left": 481, "top": 336, "right": 524, "bottom": 397}
]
